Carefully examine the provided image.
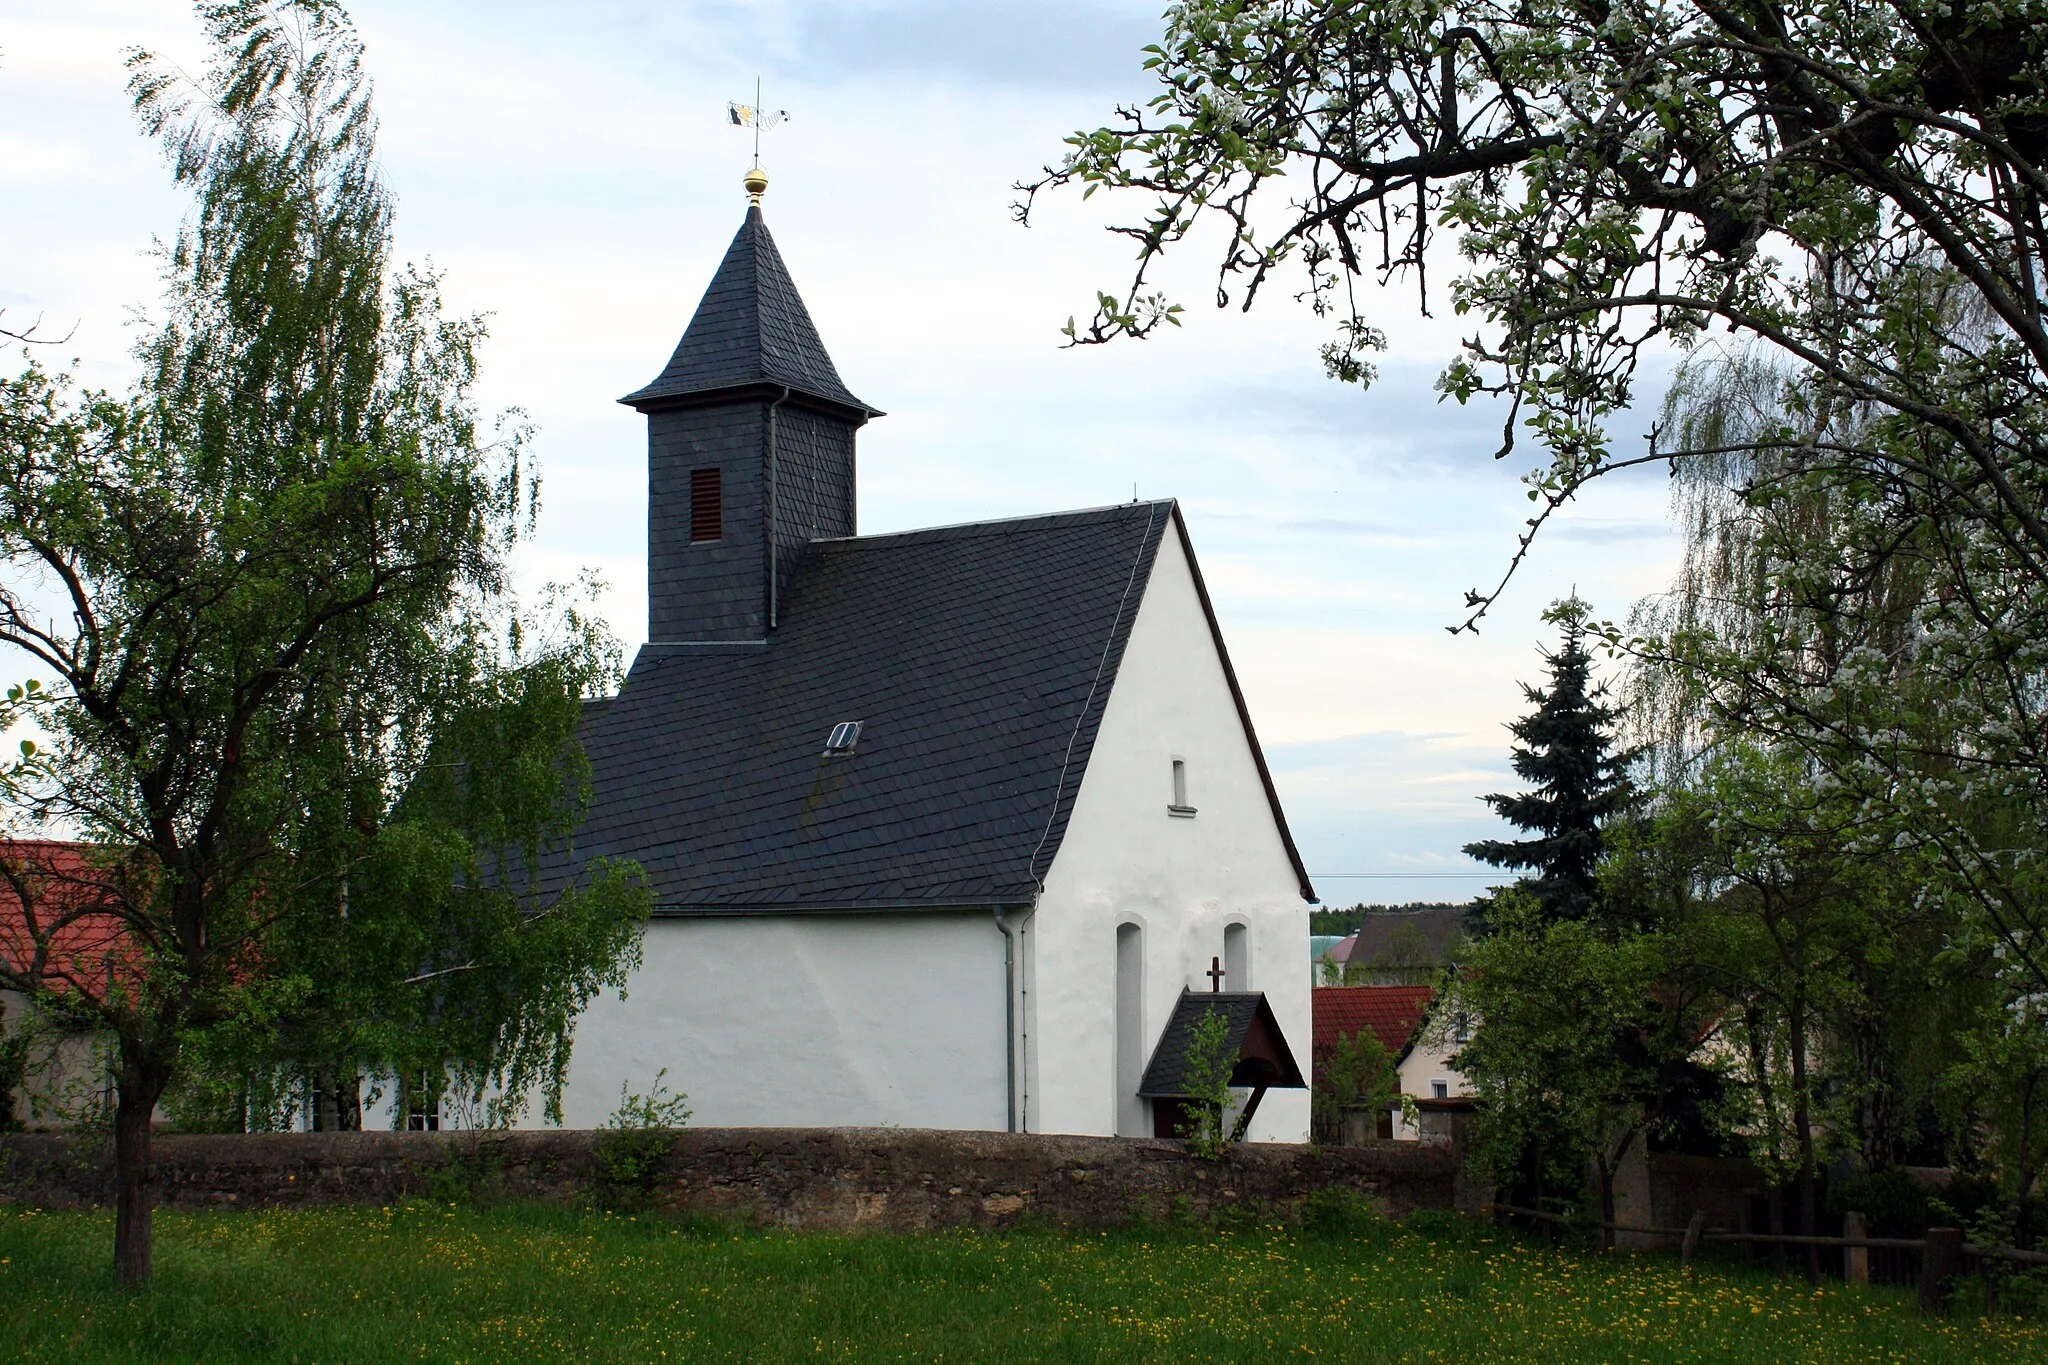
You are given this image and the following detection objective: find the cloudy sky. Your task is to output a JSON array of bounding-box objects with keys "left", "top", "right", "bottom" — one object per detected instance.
[{"left": 2, "top": 0, "right": 1685, "bottom": 905}]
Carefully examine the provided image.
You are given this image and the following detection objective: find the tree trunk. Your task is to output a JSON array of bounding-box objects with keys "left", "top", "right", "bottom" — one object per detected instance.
[
  {"left": 1595, "top": 1156, "right": 1617, "bottom": 1252},
  {"left": 113, "top": 1052, "right": 171, "bottom": 1288},
  {"left": 1769, "top": 1186, "right": 1787, "bottom": 1275},
  {"left": 338, "top": 1066, "right": 362, "bottom": 1131},
  {"left": 1789, "top": 990, "right": 1821, "bottom": 1284},
  {"left": 1595, "top": 1126, "right": 1638, "bottom": 1253}
]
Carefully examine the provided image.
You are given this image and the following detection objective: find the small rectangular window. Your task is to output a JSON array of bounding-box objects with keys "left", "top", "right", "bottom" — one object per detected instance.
[
  {"left": 1168, "top": 758, "right": 1196, "bottom": 816},
  {"left": 1430, "top": 1080, "right": 1450, "bottom": 1100},
  {"left": 689, "top": 467, "right": 722, "bottom": 542},
  {"left": 404, "top": 1069, "right": 442, "bottom": 1131}
]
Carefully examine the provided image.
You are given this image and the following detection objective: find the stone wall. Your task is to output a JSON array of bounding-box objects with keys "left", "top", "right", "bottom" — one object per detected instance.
[{"left": 0, "top": 1129, "right": 1458, "bottom": 1232}]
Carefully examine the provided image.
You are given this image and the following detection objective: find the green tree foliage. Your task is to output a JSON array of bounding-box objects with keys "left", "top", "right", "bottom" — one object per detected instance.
[
  {"left": 1179, "top": 1006, "right": 1237, "bottom": 1160},
  {"left": 1443, "top": 888, "right": 1711, "bottom": 1243},
  {"left": 0, "top": 999, "right": 25, "bottom": 1135},
  {"left": 1032, "top": 0, "right": 2048, "bottom": 1229},
  {"left": 1464, "top": 600, "right": 1632, "bottom": 925},
  {"left": 1619, "top": 342, "right": 2038, "bottom": 1239},
  {"left": 592, "top": 1069, "right": 692, "bottom": 1208},
  {"left": 1024, "top": 0, "right": 2048, "bottom": 627},
  {"left": 0, "top": 1, "right": 648, "bottom": 1283},
  {"left": 1364, "top": 921, "right": 1438, "bottom": 986},
  {"left": 1311, "top": 1027, "right": 1396, "bottom": 1145}
]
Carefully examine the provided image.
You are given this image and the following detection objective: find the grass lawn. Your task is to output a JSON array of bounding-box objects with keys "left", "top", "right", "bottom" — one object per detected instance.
[{"left": 2, "top": 1202, "right": 2044, "bottom": 1362}]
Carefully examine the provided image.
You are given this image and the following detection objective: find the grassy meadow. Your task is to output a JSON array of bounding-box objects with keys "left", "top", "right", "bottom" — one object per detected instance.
[{"left": 1, "top": 1201, "right": 2043, "bottom": 1362}]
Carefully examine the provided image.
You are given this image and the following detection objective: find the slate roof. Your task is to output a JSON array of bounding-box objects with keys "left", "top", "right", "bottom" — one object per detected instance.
[
  {"left": 538, "top": 499, "right": 1315, "bottom": 910},
  {"left": 620, "top": 206, "right": 877, "bottom": 417},
  {"left": 1312, "top": 985, "right": 1435, "bottom": 1060},
  {"left": 1138, "top": 990, "right": 1306, "bottom": 1098},
  {"left": 1340, "top": 907, "right": 1466, "bottom": 969}
]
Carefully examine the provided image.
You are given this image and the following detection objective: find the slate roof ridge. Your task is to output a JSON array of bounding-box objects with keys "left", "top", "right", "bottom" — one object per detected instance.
[
  {"left": 813, "top": 499, "right": 1178, "bottom": 552},
  {"left": 620, "top": 206, "right": 876, "bottom": 416}
]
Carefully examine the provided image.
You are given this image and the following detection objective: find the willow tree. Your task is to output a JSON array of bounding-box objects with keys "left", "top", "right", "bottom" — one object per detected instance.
[
  {"left": 1626, "top": 339, "right": 2039, "bottom": 1225},
  {"left": 0, "top": 1, "right": 647, "bottom": 1284}
]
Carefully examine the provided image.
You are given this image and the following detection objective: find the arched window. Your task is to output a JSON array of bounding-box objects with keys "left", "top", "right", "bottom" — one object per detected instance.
[
  {"left": 1115, "top": 922, "right": 1146, "bottom": 1136},
  {"left": 1223, "top": 922, "right": 1250, "bottom": 991}
]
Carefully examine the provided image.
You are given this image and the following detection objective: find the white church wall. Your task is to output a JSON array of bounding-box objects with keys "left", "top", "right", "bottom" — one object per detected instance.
[
  {"left": 540, "top": 910, "right": 1009, "bottom": 1131},
  {"left": 1030, "top": 518, "right": 1313, "bottom": 1143}
]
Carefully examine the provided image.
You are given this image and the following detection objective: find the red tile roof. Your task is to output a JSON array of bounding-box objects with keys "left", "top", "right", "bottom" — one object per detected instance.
[
  {"left": 0, "top": 840, "right": 133, "bottom": 995},
  {"left": 1313, "top": 985, "right": 1434, "bottom": 1058}
]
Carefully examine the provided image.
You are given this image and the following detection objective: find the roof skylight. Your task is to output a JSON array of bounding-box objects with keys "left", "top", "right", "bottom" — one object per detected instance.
[{"left": 822, "top": 720, "right": 863, "bottom": 756}]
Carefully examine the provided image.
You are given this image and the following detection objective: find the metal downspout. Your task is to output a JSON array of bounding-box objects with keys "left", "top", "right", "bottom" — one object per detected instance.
[{"left": 995, "top": 906, "right": 1017, "bottom": 1133}]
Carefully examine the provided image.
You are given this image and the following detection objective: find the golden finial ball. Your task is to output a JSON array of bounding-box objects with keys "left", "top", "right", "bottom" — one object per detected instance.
[{"left": 744, "top": 167, "right": 770, "bottom": 203}]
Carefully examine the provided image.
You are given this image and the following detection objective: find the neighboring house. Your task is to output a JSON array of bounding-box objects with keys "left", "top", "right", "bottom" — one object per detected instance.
[
  {"left": 1309, "top": 934, "right": 1346, "bottom": 981},
  {"left": 0, "top": 841, "right": 126, "bottom": 1129},
  {"left": 382, "top": 179, "right": 1317, "bottom": 1141},
  {"left": 1313, "top": 984, "right": 1433, "bottom": 1061},
  {"left": 1318, "top": 906, "right": 1466, "bottom": 985},
  {"left": 1311, "top": 983, "right": 1470, "bottom": 1140}
]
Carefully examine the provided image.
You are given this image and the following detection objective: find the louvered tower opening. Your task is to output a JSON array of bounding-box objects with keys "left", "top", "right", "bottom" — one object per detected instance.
[{"left": 690, "top": 467, "right": 723, "bottom": 542}]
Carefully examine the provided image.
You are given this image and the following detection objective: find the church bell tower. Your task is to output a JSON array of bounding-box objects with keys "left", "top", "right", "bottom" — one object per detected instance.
[{"left": 622, "top": 169, "right": 880, "bottom": 643}]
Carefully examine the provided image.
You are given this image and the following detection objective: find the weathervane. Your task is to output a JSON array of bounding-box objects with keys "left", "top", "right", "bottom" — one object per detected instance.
[{"left": 727, "top": 79, "right": 789, "bottom": 205}]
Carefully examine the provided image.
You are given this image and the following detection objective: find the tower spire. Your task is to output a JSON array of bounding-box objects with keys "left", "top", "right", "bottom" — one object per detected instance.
[{"left": 623, "top": 193, "right": 881, "bottom": 645}]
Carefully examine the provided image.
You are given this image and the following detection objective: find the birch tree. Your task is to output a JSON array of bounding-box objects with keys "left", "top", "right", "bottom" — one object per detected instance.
[{"left": 0, "top": 1, "right": 647, "bottom": 1284}]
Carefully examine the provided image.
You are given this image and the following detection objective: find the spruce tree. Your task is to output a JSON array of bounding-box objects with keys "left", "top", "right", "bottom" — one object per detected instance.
[{"left": 1465, "top": 600, "right": 1633, "bottom": 924}]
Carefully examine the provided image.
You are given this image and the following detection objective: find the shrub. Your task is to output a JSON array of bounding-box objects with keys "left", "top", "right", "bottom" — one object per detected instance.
[
  {"left": 0, "top": 1004, "right": 26, "bottom": 1134},
  {"left": 593, "top": 1069, "right": 690, "bottom": 1206},
  {"left": 1301, "top": 1187, "right": 1387, "bottom": 1240},
  {"left": 1311, "top": 1029, "right": 1396, "bottom": 1145},
  {"left": 1831, "top": 1168, "right": 1933, "bottom": 1236},
  {"left": 1179, "top": 1008, "right": 1235, "bottom": 1161}
]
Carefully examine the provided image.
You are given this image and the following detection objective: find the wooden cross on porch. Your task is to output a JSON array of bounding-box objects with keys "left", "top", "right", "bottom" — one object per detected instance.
[{"left": 1206, "top": 955, "right": 1225, "bottom": 992}]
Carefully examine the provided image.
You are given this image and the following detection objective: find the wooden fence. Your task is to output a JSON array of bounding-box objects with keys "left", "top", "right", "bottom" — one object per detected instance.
[{"left": 1489, "top": 1203, "right": 2048, "bottom": 1314}]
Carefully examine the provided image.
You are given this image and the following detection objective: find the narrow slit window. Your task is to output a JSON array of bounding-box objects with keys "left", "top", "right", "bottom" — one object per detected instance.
[
  {"left": 689, "top": 467, "right": 722, "bottom": 542},
  {"left": 1169, "top": 759, "right": 1195, "bottom": 815}
]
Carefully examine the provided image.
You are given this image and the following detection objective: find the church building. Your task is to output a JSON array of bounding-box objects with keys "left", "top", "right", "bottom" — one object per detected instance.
[{"left": 543, "top": 173, "right": 1315, "bottom": 1142}]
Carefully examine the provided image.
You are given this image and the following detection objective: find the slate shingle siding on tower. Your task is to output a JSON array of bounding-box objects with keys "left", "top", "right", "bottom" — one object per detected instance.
[
  {"left": 646, "top": 404, "right": 769, "bottom": 640},
  {"left": 627, "top": 207, "right": 876, "bottom": 642},
  {"left": 770, "top": 406, "right": 857, "bottom": 601},
  {"left": 547, "top": 502, "right": 1173, "bottom": 910}
]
